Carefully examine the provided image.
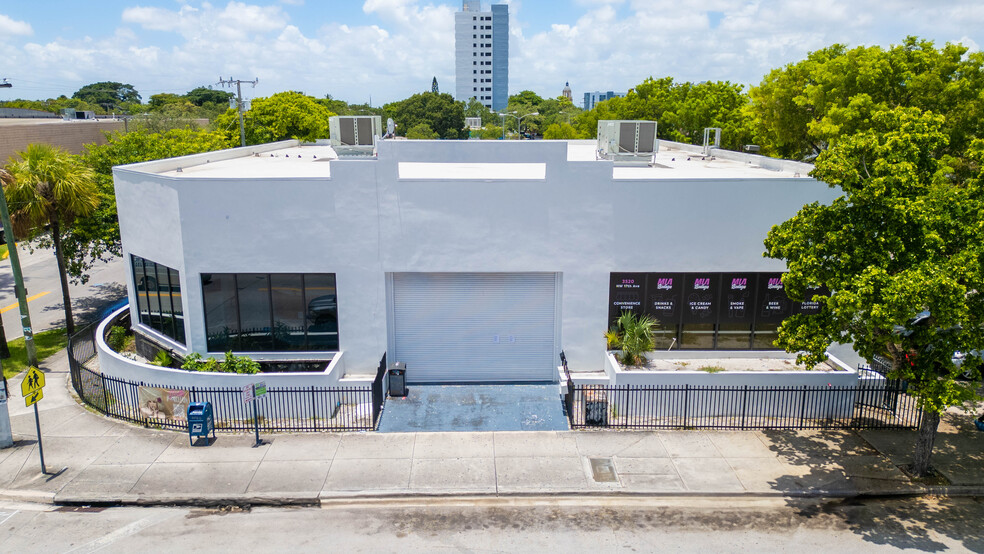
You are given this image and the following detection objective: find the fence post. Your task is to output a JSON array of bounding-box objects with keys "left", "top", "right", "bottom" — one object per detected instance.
[
  {"left": 311, "top": 385, "right": 318, "bottom": 432},
  {"left": 799, "top": 386, "right": 808, "bottom": 428},
  {"left": 100, "top": 373, "right": 110, "bottom": 414},
  {"left": 740, "top": 385, "right": 749, "bottom": 430},
  {"left": 683, "top": 384, "right": 690, "bottom": 428},
  {"left": 134, "top": 380, "right": 145, "bottom": 427}
]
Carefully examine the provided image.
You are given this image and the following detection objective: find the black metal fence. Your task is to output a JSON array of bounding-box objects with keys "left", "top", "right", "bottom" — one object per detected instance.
[
  {"left": 67, "top": 317, "right": 386, "bottom": 433},
  {"left": 560, "top": 352, "right": 922, "bottom": 431}
]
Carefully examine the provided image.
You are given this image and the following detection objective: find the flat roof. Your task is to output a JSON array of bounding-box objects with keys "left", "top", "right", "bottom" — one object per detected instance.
[{"left": 140, "top": 139, "right": 813, "bottom": 181}]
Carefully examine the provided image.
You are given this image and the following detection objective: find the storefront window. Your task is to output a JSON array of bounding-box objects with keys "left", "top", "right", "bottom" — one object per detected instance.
[
  {"left": 608, "top": 271, "right": 822, "bottom": 351},
  {"left": 203, "top": 273, "right": 338, "bottom": 352},
  {"left": 131, "top": 255, "right": 185, "bottom": 345}
]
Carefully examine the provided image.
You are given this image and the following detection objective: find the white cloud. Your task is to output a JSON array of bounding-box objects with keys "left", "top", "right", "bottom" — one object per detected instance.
[
  {"left": 0, "top": 14, "right": 33, "bottom": 37},
  {"left": 1, "top": 0, "right": 982, "bottom": 107}
]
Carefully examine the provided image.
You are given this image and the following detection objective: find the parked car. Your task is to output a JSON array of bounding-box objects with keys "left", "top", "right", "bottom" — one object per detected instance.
[{"left": 952, "top": 351, "right": 982, "bottom": 381}]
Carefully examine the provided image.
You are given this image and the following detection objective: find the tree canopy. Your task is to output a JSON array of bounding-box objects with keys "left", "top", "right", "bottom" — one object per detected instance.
[
  {"left": 764, "top": 107, "right": 984, "bottom": 474},
  {"left": 214, "top": 91, "right": 336, "bottom": 145},
  {"left": 576, "top": 77, "right": 753, "bottom": 149},
  {"left": 60, "top": 129, "right": 235, "bottom": 285},
  {"left": 384, "top": 92, "right": 465, "bottom": 140},
  {"left": 747, "top": 37, "right": 984, "bottom": 161},
  {"left": 72, "top": 81, "right": 141, "bottom": 108}
]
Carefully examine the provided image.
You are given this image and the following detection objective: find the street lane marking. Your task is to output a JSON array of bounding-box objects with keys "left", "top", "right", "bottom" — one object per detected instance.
[{"left": 0, "top": 291, "right": 51, "bottom": 314}]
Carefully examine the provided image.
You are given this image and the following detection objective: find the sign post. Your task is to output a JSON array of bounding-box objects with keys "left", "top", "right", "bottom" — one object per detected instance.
[
  {"left": 0, "top": 369, "right": 12, "bottom": 449},
  {"left": 242, "top": 382, "right": 267, "bottom": 448},
  {"left": 21, "top": 367, "right": 46, "bottom": 474}
]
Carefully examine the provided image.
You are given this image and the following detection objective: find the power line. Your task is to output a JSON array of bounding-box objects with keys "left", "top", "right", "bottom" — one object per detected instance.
[{"left": 217, "top": 77, "right": 258, "bottom": 147}]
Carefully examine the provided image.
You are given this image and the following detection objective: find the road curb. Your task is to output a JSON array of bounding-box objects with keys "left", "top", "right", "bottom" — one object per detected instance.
[{"left": 4, "top": 485, "right": 980, "bottom": 509}]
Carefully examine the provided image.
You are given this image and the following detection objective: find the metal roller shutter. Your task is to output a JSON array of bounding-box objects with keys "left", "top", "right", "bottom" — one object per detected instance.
[{"left": 392, "top": 273, "right": 558, "bottom": 383}]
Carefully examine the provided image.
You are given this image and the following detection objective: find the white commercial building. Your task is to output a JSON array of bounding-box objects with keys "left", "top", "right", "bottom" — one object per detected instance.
[
  {"left": 113, "top": 135, "right": 836, "bottom": 385},
  {"left": 455, "top": 0, "right": 508, "bottom": 111}
]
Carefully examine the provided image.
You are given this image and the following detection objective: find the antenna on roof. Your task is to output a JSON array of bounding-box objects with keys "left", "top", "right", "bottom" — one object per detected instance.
[{"left": 217, "top": 77, "right": 259, "bottom": 147}]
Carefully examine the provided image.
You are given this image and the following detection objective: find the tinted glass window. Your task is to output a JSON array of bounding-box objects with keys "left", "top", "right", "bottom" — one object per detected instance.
[
  {"left": 133, "top": 257, "right": 150, "bottom": 327},
  {"left": 130, "top": 255, "right": 185, "bottom": 345},
  {"left": 237, "top": 274, "right": 272, "bottom": 351},
  {"left": 608, "top": 271, "right": 825, "bottom": 351},
  {"left": 304, "top": 274, "right": 339, "bottom": 350},
  {"left": 271, "top": 274, "right": 306, "bottom": 351},
  {"left": 201, "top": 273, "right": 338, "bottom": 352},
  {"left": 202, "top": 273, "right": 239, "bottom": 351}
]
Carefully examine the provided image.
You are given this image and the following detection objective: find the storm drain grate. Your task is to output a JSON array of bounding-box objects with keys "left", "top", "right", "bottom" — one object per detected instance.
[{"left": 589, "top": 457, "right": 618, "bottom": 483}]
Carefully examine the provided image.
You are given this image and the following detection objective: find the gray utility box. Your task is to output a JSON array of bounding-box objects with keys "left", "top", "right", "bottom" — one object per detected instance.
[{"left": 388, "top": 362, "right": 407, "bottom": 397}]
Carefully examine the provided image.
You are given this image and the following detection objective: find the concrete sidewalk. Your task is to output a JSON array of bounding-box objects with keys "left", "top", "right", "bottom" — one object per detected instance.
[{"left": 1, "top": 351, "right": 982, "bottom": 507}]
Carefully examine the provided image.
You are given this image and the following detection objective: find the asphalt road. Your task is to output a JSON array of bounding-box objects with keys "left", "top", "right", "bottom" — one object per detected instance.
[
  {"left": 0, "top": 246, "right": 127, "bottom": 339},
  {"left": 0, "top": 496, "right": 981, "bottom": 552}
]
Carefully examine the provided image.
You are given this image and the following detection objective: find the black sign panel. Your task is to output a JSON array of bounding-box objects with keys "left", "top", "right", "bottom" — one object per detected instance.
[
  {"left": 609, "top": 273, "right": 645, "bottom": 322},
  {"left": 719, "top": 273, "right": 756, "bottom": 324},
  {"left": 757, "top": 273, "right": 791, "bottom": 321},
  {"left": 645, "top": 273, "right": 683, "bottom": 325},
  {"left": 683, "top": 273, "right": 719, "bottom": 323},
  {"left": 794, "top": 285, "right": 829, "bottom": 315}
]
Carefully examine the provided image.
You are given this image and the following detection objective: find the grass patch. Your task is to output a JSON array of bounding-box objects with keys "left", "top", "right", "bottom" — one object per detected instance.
[
  {"left": 2, "top": 329, "right": 68, "bottom": 380},
  {"left": 698, "top": 365, "right": 726, "bottom": 374},
  {"left": 0, "top": 244, "right": 7, "bottom": 260}
]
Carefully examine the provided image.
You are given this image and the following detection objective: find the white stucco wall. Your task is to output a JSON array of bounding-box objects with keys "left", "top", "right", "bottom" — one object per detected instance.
[{"left": 114, "top": 140, "right": 840, "bottom": 378}]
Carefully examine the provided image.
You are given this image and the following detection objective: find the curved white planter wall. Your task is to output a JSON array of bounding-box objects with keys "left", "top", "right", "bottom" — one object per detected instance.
[{"left": 95, "top": 306, "right": 367, "bottom": 389}]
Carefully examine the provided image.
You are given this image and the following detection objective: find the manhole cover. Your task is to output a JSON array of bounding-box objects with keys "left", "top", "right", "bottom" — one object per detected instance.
[{"left": 589, "top": 457, "right": 618, "bottom": 483}]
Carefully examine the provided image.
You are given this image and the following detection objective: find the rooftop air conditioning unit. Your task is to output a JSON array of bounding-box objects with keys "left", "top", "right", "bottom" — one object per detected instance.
[
  {"left": 329, "top": 115, "right": 382, "bottom": 157},
  {"left": 597, "top": 120, "right": 658, "bottom": 163}
]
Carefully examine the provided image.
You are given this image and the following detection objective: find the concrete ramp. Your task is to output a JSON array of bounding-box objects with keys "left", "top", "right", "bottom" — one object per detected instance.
[{"left": 377, "top": 384, "right": 569, "bottom": 433}]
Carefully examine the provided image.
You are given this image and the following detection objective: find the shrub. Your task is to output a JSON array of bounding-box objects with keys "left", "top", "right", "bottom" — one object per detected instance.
[
  {"left": 222, "top": 351, "right": 260, "bottom": 374},
  {"left": 180, "top": 351, "right": 259, "bottom": 374},
  {"left": 605, "top": 326, "right": 621, "bottom": 350},
  {"left": 107, "top": 326, "right": 128, "bottom": 352},
  {"left": 614, "top": 311, "right": 657, "bottom": 366},
  {"left": 151, "top": 350, "right": 173, "bottom": 367},
  {"left": 699, "top": 365, "right": 726, "bottom": 374}
]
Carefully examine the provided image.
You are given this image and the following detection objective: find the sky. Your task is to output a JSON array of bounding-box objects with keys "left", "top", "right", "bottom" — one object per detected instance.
[{"left": 0, "top": 0, "right": 982, "bottom": 108}]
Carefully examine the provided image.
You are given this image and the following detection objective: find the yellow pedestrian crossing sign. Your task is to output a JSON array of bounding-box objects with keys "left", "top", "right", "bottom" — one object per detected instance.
[{"left": 22, "top": 367, "right": 45, "bottom": 399}]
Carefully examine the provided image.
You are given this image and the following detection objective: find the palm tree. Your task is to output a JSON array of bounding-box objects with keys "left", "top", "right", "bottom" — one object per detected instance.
[{"left": 4, "top": 144, "right": 99, "bottom": 335}]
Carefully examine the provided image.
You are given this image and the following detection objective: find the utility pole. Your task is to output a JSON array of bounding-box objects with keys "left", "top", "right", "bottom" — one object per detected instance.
[
  {"left": 218, "top": 77, "right": 258, "bottom": 147},
  {"left": 0, "top": 170, "right": 38, "bottom": 369},
  {"left": 0, "top": 80, "right": 14, "bottom": 359}
]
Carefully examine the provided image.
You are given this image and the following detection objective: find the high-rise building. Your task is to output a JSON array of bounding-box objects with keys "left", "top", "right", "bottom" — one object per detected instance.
[
  {"left": 455, "top": 1, "right": 508, "bottom": 112},
  {"left": 584, "top": 91, "right": 625, "bottom": 111},
  {"left": 562, "top": 82, "right": 572, "bottom": 103}
]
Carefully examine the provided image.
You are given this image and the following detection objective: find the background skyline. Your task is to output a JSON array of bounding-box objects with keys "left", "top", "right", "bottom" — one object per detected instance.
[{"left": 1, "top": 0, "right": 982, "bottom": 107}]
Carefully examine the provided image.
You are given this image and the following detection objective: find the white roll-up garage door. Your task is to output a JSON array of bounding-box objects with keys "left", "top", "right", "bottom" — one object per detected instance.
[{"left": 391, "top": 273, "right": 559, "bottom": 383}]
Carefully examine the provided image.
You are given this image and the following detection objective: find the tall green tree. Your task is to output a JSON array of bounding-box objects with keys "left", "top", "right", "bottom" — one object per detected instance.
[
  {"left": 185, "top": 87, "right": 233, "bottom": 107},
  {"left": 61, "top": 129, "right": 235, "bottom": 286},
  {"left": 748, "top": 37, "right": 984, "bottom": 161},
  {"left": 72, "top": 81, "right": 141, "bottom": 110},
  {"left": 214, "top": 91, "right": 335, "bottom": 145},
  {"left": 4, "top": 144, "right": 100, "bottom": 334},
  {"left": 764, "top": 107, "right": 984, "bottom": 476},
  {"left": 384, "top": 92, "right": 465, "bottom": 140},
  {"left": 575, "top": 77, "right": 753, "bottom": 149}
]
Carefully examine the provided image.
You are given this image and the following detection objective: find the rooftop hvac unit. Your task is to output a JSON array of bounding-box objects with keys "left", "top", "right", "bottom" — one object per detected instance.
[
  {"left": 60, "top": 108, "right": 96, "bottom": 121},
  {"left": 329, "top": 115, "right": 382, "bottom": 157},
  {"left": 597, "top": 120, "right": 658, "bottom": 163}
]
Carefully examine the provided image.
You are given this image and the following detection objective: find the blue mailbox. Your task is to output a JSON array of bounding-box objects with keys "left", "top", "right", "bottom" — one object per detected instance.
[{"left": 187, "top": 401, "right": 215, "bottom": 446}]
